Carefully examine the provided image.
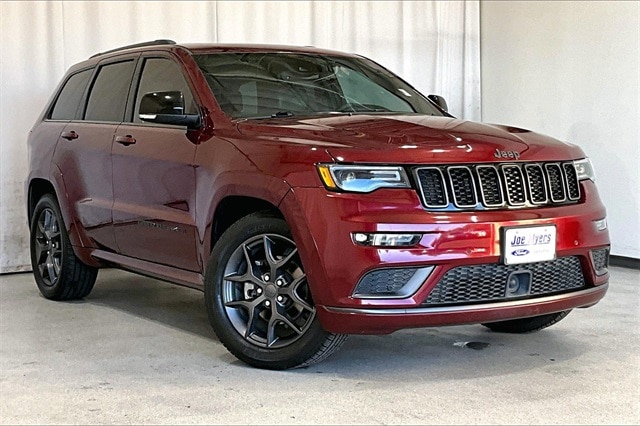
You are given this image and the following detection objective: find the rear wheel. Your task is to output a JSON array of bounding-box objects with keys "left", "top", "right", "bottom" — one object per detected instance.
[
  {"left": 482, "top": 310, "right": 572, "bottom": 333},
  {"left": 205, "top": 212, "right": 347, "bottom": 369},
  {"left": 29, "top": 194, "right": 97, "bottom": 300}
]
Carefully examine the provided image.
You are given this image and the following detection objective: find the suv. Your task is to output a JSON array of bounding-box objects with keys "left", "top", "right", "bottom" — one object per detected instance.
[{"left": 26, "top": 40, "right": 610, "bottom": 369}]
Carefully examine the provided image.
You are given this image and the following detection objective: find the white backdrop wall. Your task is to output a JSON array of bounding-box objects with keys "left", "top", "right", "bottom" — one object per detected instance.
[
  {"left": 481, "top": 1, "right": 640, "bottom": 259},
  {"left": 0, "top": 1, "right": 481, "bottom": 273}
]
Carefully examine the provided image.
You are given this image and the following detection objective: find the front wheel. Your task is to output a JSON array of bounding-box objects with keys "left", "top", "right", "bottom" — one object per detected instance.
[
  {"left": 482, "top": 310, "right": 572, "bottom": 333},
  {"left": 205, "top": 212, "right": 347, "bottom": 369}
]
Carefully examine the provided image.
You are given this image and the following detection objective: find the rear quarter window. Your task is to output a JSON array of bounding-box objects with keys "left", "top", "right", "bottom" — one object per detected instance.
[{"left": 49, "top": 69, "right": 92, "bottom": 120}]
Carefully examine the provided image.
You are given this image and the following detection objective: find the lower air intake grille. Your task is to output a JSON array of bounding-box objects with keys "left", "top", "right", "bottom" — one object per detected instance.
[
  {"left": 354, "top": 268, "right": 418, "bottom": 296},
  {"left": 590, "top": 248, "right": 609, "bottom": 275},
  {"left": 423, "top": 257, "right": 585, "bottom": 306}
]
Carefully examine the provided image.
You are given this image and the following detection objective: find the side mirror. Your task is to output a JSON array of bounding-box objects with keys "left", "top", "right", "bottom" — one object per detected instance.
[
  {"left": 139, "top": 91, "right": 201, "bottom": 129},
  {"left": 427, "top": 94, "right": 448, "bottom": 113}
]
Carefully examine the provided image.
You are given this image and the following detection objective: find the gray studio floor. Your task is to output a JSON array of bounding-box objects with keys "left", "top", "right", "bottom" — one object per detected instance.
[{"left": 1, "top": 266, "right": 638, "bottom": 425}]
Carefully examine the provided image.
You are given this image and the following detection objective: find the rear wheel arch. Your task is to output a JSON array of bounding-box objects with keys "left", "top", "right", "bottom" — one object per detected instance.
[{"left": 28, "top": 178, "right": 57, "bottom": 227}]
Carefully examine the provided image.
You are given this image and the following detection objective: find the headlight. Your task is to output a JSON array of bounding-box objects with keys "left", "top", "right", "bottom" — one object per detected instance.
[
  {"left": 317, "top": 164, "right": 410, "bottom": 193},
  {"left": 574, "top": 158, "right": 596, "bottom": 181}
]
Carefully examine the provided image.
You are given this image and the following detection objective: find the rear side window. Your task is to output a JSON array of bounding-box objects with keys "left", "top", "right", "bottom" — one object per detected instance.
[
  {"left": 85, "top": 60, "right": 136, "bottom": 122},
  {"left": 50, "top": 69, "right": 92, "bottom": 120}
]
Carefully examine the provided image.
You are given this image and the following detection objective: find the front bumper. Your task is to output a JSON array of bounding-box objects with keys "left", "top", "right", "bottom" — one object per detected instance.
[
  {"left": 319, "top": 284, "right": 607, "bottom": 334},
  {"left": 281, "top": 180, "right": 610, "bottom": 334}
]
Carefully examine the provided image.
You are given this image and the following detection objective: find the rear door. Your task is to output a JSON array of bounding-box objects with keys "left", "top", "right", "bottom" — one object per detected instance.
[
  {"left": 53, "top": 58, "right": 137, "bottom": 251},
  {"left": 111, "top": 55, "right": 200, "bottom": 271}
]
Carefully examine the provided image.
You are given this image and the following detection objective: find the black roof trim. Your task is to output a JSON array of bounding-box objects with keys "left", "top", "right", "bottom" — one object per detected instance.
[{"left": 90, "top": 39, "right": 177, "bottom": 59}]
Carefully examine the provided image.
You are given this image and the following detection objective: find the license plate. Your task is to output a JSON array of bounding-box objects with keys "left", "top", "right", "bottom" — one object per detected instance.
[{"left": 503, "top": 225, "right": 556, "bottom": 265}]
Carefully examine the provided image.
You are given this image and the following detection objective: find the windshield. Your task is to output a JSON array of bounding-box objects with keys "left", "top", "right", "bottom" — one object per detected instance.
[{"left": 194, "top": 52, "right": 444, "bottom": 119}]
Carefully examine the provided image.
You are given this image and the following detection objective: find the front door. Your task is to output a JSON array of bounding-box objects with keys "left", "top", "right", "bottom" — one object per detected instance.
[{"left": 111, "top": 56, "right": 200, "bottom": 271}]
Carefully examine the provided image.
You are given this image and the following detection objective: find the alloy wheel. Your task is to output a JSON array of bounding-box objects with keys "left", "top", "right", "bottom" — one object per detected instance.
[
  {"left": 222, "top": 234, "right": 316, "bottom": 349},
  {"left": 33, "top": 208, "right": 63, "bottom": 286}
]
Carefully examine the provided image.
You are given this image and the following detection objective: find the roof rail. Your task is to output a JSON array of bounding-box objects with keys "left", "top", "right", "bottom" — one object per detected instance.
[{"left": 90, "top": 39, "right": 177, "bottom": 59}]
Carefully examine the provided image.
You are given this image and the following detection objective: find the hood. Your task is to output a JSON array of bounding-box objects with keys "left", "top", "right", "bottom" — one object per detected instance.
[{"left": 236, "top": 114, "right": 585, "bottom": 164}]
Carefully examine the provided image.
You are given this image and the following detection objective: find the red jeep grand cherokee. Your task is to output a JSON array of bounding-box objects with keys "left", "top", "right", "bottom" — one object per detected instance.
[{"left": 26, "top": 40, "right": 610, "bottom": 369}]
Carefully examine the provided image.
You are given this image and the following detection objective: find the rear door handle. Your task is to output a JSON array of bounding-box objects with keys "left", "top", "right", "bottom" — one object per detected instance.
[
  {"left": 61, "top": 131, "right": 78, "bottom": 140},
  {"left": 115, "top": 135, "right": 136, "bottom": 146}
]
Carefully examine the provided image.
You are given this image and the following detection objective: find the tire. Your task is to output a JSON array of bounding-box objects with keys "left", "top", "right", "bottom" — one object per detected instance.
[
  {"left": 205, "top": 212, "right": 348, "bottom": 370},
  {"left": 29, "top": 194, "right": 98, "bottom": 300},
  {"left": 482, "top": 310, "right": 572, "bottom": 333}
]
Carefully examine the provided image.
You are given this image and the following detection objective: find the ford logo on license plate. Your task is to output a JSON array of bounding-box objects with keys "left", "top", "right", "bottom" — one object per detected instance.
[{"left": 512, "top": 249, "right": 530, "bottom": 256}]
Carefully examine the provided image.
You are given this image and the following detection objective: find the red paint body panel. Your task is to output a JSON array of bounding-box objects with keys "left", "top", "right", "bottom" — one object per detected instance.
[{"left": 26, "top": 43, "right": 611, "bottom": 336}]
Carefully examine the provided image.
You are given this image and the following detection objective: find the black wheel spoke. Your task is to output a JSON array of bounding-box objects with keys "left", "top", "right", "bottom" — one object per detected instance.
[
  {"left": 225, "top": 296, "right": 265, "bottom": 338},
  {"left": 266, "top": 315, "right": 279, "bottom": 347},
  {"left": 38, "top": 263, "right": 47, "bottom": 280},
  {"left": 43, "top": 210, "right": 52, "bottom": 232},
  {"left": 223, "top": 243, "right": 264, "bottom": 286},
  {"left": 283, "top": 275, "right": 314, "bottom": 313},
  {"left": 262, "top": 236, "right": 279, "bottom": 277},
  {"left": 274, "top": 309, "right": 303, "bottom": 335},
  {"left": 34, "top": 239, "right": 47, "bottom": 263},
  {"left": 53, "top": 258, "right": 61, "bottom": 276},
  {"left": 46, "top": 255, "right": 56, "bottom": 283},
  {"left": 275, "top": 247, "right": 298, "bottom": 269},
  {"left": 224, "top": 271, "right": 262, "bottom": 286}
]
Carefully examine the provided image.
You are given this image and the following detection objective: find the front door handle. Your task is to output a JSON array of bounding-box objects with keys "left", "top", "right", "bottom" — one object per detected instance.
[
  {"left": 115, "top": 135, "right": 136, "bottom": 146},
  {"left": 61, "top": 131, "right": 78, "bottom": 140}
]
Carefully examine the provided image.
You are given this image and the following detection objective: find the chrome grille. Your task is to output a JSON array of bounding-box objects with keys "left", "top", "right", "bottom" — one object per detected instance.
[
  {"left": 524, "top": 164, "right": 547, "bottom": 204},
  {"left": 448, "top": 167, "right": 476, "bottom": 207},
  {"left": 414, "top": 161, "right": 580, "bottom": 211},
  {"left": 545, "top": 163, "right": 566, "bottom": 202},
  {"left": 563, "top": 163, "right": 580, "bottom": 200},
  {"left": 502, "top": 165, "right": 526, "bottom": 205},
  {"left": 415, "top": 168, "right": 447, "bottom": 208},
  {"left": 477, "top": 166, "right": 503, "bottom": 206},
  {"left": 423, "top": 256, "right": 585, "bottom": 306}
]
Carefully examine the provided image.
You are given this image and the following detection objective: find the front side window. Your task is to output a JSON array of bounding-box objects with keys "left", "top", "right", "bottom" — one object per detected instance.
[
  {"left": 50, "top": 69, "right": 92, "bottom": 120},
  {"left": 194, "top": 53, "right": 442, "bottom": 119},
  {"left": 85, "top": 60, "right": 136, "bottom": 122},
  {"left": 133, "top": 58, "right": 197, "bottom": 123}
]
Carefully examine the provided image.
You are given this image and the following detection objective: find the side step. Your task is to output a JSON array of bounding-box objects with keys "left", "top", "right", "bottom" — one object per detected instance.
[{"left": 91, "top": 249, "right": 204, "bottom": 291}]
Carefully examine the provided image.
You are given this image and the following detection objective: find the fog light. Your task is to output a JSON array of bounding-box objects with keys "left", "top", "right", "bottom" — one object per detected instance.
[
  {"left": 593, "top": 218, "right": 607, "bottom": 232},
  {"left": 352, "top": 233, "right": 422, "bottom": 247}
]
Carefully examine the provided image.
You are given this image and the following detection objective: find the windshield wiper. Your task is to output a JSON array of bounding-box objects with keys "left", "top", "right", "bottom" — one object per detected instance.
[{"left": 271, "top": 111, "right": 295, "bottom": 118}]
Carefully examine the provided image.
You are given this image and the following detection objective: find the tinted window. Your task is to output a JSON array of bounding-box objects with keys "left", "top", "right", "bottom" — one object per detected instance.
[
  {"left": 50, "top": 69, "right": 92, "bottom": 120},
  {"left": 133, "top": 58, "right": 196, "bottom": 123},
  {"left": 85, "top": 61, "right": 135, "bottom": 122},
  {"left": 194, "top": 53, "right": 442, "bottom": 119}
]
